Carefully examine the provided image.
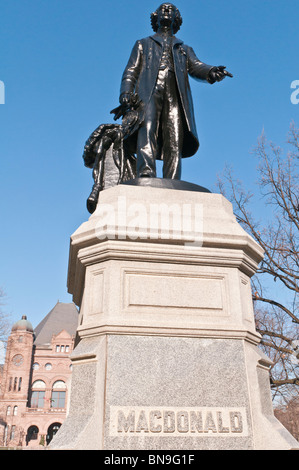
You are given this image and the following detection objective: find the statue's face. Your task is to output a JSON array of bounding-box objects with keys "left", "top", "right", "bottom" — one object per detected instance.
[{"left": 157, "top": 3, "right": 177, "bottom": 28}]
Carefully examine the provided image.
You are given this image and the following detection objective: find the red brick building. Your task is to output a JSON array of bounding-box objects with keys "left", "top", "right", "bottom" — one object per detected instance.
[{"left": 0, "top": 302, "right": 78, "bottom": 448}]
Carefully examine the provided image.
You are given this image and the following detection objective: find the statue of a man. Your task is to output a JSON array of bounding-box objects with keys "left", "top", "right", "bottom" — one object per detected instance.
[{"left": 119, "top": 3, "right": 232, "bottom": 180}]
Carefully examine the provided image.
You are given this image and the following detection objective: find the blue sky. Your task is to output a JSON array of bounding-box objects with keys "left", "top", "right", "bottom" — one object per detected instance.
[{"left": 0, "top": 0, "right": 298, "bottom": 329}]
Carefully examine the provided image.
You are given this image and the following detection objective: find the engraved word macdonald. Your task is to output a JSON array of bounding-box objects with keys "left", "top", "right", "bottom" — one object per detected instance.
[{"left": 109, "top": 406, "right": 249, "bottom": 437}]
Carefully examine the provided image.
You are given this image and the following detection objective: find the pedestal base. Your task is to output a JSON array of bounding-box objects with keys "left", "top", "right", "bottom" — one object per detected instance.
[
  {"left": 50, "top": 185, "right": 299, "bottom": 450},
  {"left": 50, "top": 334, "right": 298, "bottom": 450}
]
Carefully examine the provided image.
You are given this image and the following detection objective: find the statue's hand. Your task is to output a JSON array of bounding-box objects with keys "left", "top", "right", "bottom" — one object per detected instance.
[
  {"left": 120, "top": 93, "right": 131, "bottom": 106},
  {"left": 210, "top": 65, "right": 233, "bottom": 82},
  {"left": 111, "top": 94, "right": 131, "bottom": 121}
]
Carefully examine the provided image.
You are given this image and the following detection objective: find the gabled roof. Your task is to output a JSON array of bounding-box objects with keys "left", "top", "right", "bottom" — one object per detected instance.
[
  {"left": 53, "top": 329, "right": 72, "bottom": 340},
  {"left": 34, "top": 302, "right": 79, "bottom": 347}
]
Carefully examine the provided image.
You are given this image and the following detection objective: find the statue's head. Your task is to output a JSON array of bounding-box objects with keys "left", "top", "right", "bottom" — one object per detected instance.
[{"left": 151, "top": 3, "right": 182, "bottom": 34}]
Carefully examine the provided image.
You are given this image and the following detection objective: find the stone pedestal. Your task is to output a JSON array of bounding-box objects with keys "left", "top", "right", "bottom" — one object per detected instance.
[{"left": 50, "top": 183, "right": 299, "bottom": 450}]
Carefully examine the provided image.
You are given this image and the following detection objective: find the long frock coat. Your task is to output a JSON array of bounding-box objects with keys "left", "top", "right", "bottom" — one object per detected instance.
[{"left": 120, "top": 33, "right": 215, "bottom": 159}]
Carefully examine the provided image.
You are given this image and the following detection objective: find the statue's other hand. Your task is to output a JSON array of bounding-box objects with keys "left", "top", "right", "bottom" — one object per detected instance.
[
  {"left": 120, "top": 93, "right": 131, "bottom": 106},
  {"left": 210, "top": 65, "right": 233, "bottom": 82}
]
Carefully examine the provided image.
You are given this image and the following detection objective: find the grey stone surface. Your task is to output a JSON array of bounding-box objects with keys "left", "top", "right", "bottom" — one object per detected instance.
[
  {"left": 104, "top": 335, "right": 253, "bottom": 450},
  {"left": 49, "top": 336, "right": 105, "bottom": 449},
  {"left": 49, "top": 361, "right": 97, "bottom": 449}
]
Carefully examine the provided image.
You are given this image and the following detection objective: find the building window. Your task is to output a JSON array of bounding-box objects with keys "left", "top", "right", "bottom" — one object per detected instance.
[
  {"left": 26, "top": 425, "right": 39, "bottom": 445},
  {"left": 30, "top": 380, "right": 46, "bottom": 408},
  {"left": 31, "top": 390, "right": 45, "bottom": 408},
  {"left": 10, "top": 425, "right": 16, "bottom": 440},
  {"left": 6, "top": 406, "right": 11, "bottom": 416},
  {"left": 51, "top": 380, "right": 66, "bottom": 409},
  {"left": 51, "top": 390, "right": 66, "bottom": 408},
  {"left": 45, "top": 363, "right": 52, "bottom": 370},
  {"left": 13, "top": 406, "right": 18, "bottom": 416},
  {"left": 9, "top": 376, "right": 22, "bottom": 392},
  {"left": 55, "top": 345, "right": 68, "bottom": 353},
  {"left": 46, "top": 422, "right": 61, "bottom": 445},
  {"left": 3, "top": 425, "right": 8, "bottom": 445},
  {"left": 33, "top": 362, "right": 39, "bottom": 370}
]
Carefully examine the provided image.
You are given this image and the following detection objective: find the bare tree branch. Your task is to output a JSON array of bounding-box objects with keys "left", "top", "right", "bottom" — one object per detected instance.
[
  {"left": 0, "top": 288, "right": 11, "bottom": 355},
  {"left": 217, "top": 122, "right": 299, "bottom": 402}
]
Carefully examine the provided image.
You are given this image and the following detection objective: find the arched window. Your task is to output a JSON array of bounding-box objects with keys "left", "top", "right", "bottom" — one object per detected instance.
[
  {"left": 32, "top": 379, "right": 46, "bottom": 389},
  {"left": 30, "top": 380, "right": 46, "bottom": 408},
  {"left": 6, "top": 406, "right": 11, "bottom": 416},
  {"left": 46, "top": 422, "right": 61, "bottom": 445},
  {"left": 51, "top": 380, "right": 66, "bottom": 409},
  {"left": 26, "top": 425, "right": 39, "bottom": 445},
  {"left": 13, "top": 406, "right": 18, "bottom": 416}
]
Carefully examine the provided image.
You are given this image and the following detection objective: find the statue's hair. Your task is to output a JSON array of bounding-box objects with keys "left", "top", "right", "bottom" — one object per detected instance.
[{"left": 150, "top": 3, "right": 182, "bottom": 34}]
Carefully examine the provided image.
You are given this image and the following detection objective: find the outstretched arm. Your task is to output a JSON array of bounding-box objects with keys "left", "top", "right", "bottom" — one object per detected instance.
[
  {"left": 187, "top": 46, "right": 215, "bottom": 82},
  {"left": 187, "top": 46, "right": 233, "bottom": 84}
]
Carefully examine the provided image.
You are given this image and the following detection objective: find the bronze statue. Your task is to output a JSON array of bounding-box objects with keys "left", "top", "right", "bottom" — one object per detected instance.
[
  {"left": 83, "top": 3, "right": 232, "bottom": 212},
  {"left": 119, "top": 3, "right": 233, "bottom": 179}
]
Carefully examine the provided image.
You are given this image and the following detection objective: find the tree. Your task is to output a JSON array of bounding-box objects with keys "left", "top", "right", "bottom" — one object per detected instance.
[
  {"left": 0, "top": 288, "right": 11, "bottom": 447},
  {"left": 0, "top": 288, "right": 11, "bottom": 364},
  {"left": 274, "top": 396, "right": 299, "bottom": 441},
  {"left": 217, "top": 122, "right": 299, "bottom": 405}
]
